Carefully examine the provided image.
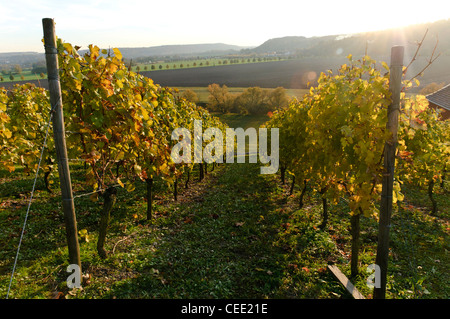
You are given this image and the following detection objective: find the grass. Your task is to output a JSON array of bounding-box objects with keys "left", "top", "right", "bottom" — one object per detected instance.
[
  {"left": 0, "top": 71, "right": 46, "bottom": 83},
  {"left": 0, "top": 114, "right": 448, "bottom": 299},
  {"left": 215, "top": 113, "right": 269, "bottom": 129},
  {"left": 173, "top": 87, "right": 309, "bottom": 105},
  {"left": 133, "top": 57, "right": 287, "bottom": 73}
]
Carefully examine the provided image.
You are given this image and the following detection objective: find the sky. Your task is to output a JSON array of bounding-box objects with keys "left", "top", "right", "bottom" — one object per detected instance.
[{"left": 0, "top": 0, "right": 449, "bottom": 53}]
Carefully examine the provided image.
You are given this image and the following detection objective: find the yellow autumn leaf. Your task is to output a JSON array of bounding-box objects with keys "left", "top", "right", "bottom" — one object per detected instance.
[
  {"left": 134, "top": 121, "right": 141, "bottom": 132},
  {"left": 117, "top": 151, "right": 125, "bottom": 160},
  {"left": 140, "top": 107, "right": 150, "bottom": 121},
  {"left": 132, "top": 133, "right": 140, "bottom": 146},
  {"left": 3, "top": 128, "right": 11, "bottom": 139},
  {"left": 113, "top": 48, "right": 123, "bottom": 61},
  {"left": 126, "top": 181, "right": 135, "bottom": 192},
  {"left": 63, "top": 42, "right": 74, "bottom": 54}
]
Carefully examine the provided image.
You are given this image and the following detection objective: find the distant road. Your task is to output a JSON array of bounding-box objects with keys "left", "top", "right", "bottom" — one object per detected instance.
[{"left": 1, "top": 55, "right": 449, "bottom": 90}]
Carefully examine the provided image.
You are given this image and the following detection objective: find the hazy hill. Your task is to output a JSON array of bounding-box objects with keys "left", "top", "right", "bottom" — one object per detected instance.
[
  {"left": 247, "top": 35, "right": 336, "bottom": 54},
  {"left": 86, "top": 43, "right": 251, "bottom": 59},
  {"left": 248, "top": 19, "right": 450, "bottom": 58},
  {"left": 0, "top": 52, "right": 43, "bottom": 65}
]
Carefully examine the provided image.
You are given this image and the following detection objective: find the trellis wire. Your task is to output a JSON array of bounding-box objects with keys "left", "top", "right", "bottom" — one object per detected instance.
[
  {"left": 72, "top": 184, "right": 121, "bottom": 199},
  {"left": 4, "top": 102, "right": 118, "bottom": 297},
  {"left": 6, "top": 101, "right": 57, "bottom": 299}
]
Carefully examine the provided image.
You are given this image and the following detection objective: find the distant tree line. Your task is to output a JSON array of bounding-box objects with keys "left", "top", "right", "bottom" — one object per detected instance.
[
  {"left": 31, "top": 60, "right": 47, "bottom": 75},
  {"left": 0, "top": 60, "right": 47, "bottom": 81},
  {"left": 205, "top": 84, "right": 289, "bottom": 115}
]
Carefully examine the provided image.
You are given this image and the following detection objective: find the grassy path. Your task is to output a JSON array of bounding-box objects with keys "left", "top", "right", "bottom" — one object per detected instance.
[
  {"left": 71, "top": 159, "right": 351, "bottom": 299},
  {"left": 107, "top": 162, "right": 294, "bottom": 298}
]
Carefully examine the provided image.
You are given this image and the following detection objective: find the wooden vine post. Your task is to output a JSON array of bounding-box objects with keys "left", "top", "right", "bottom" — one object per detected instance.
[
  {"left": 42, "top": 18, "right": 81, "bottom": 277},
  {"left": 373, "top": 45, "right": 404, "bottom": 299}
]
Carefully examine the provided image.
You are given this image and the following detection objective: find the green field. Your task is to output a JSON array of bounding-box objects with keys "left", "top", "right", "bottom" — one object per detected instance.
[
  {"left": 132, "top": 57, "right": 285, "bottom": 73},
  {"left": 216, "top": 113, "right": 270, "bottom": 129},
  {"left": 0, "top": 70, "right": 46, "bottom": 83},
  {"left": 175, "top": 87, "right": 309, "bottom": 105}
]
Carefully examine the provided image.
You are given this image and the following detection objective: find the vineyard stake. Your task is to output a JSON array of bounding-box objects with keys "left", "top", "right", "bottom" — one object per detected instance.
[
  {"left": 374, "top": 45, "right": 404, "bottom": 299},
  {"left": 42, "top": 18, "right": 81, "bottom": 277}
]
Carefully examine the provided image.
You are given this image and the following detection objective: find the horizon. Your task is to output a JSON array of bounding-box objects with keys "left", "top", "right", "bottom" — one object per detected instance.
[
  {"left": 1, "top": 18, "right": 448, "bottom": 55},
  {"left": 0, "top": 0, "right": 449, "bottom": 54}
]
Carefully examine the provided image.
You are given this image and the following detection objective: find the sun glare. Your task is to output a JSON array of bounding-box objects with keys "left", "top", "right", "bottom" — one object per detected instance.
[{"left": 0, "top": 0, "right": 449, "bottom": 52}]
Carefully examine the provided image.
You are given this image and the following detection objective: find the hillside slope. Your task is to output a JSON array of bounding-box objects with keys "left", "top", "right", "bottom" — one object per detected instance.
[{"left": 248, "top": 19, "right": 450, "bottom": 58}]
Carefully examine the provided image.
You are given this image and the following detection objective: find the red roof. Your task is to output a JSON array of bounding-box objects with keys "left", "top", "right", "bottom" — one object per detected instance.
[{"left": 426, "top": 83, "right": 450, "bottom": 111}]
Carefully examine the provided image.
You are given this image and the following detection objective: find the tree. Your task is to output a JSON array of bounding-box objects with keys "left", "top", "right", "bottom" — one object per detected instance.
[
  {"left": 13, "top": 64, "right": 22, "bottom": 74},
  {"left": 32, "top": 61, "right": 47, "bottom": 75},
  {"left": 181, "top": 89, "right": 199, "bottom": 104},
  {"left": 207, "top": 83, "right": 234, "bottom": 113},
  {"left": 419, "top": 82, "right": 445, "bottom": 95},
  {"left": 236, "top": 87, "right": 269, "bottom": 115},
  {"left": 267, "top": 87, "right": 289, "bottom": 110}
]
